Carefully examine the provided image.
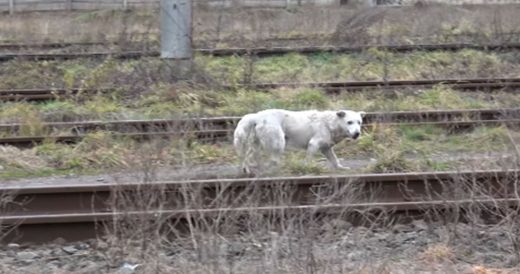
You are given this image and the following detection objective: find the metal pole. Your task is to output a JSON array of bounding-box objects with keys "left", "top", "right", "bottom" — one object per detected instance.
[{"left": 160, "top": 0, "right": 193, "bottom": 59}]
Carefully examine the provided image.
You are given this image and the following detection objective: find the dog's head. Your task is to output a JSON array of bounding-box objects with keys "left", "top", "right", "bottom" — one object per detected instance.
[{"left": 336, "top": 110, "right": 366, "bottom": 140}]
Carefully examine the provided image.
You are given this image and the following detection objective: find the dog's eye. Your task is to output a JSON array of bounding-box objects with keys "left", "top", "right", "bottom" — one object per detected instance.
[{"left": 347, "top": 121, "right": 354, "bottom": 125}]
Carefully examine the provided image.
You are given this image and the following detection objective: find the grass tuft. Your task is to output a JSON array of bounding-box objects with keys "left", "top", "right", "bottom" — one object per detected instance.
[{"left": 283, "top": 153, "right": 327, "bottom": 175}]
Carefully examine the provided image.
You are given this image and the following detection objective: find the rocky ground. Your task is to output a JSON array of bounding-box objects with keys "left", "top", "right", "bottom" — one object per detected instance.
[{"left": 1, "top": 220, "right": 520, "bottom": 274}]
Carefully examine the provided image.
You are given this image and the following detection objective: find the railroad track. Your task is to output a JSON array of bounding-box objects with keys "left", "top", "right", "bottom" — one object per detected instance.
[
  {"left": 241, "top": 77, "right": 520, "bottom": 92},
  {"left": 1, "top": 43, "right": 520, "bottom": 60},
  {"left": 1, "top": 77, "right": 519, "bottom": 101},
  {"left": 1, "top": 169, "right": 519, "bottom": 243},
  {"left": 0, "top": 41, "right": 109, "bottom": 51},
  {"left": 0, "top": 108, "right": 519, "bottom": 145},
  {"left": 0, "top": 87, "right": 112, "bottom": 101}
]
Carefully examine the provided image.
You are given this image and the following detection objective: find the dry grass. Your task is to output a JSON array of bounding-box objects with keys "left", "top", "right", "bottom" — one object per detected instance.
[{"left": 418, "top": 243, "right": 455, "bottom": 264}]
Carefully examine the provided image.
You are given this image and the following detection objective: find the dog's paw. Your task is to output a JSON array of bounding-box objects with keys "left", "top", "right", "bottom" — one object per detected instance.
[{"left": 241, "top": 165, "right": 260, "bottom": 177}]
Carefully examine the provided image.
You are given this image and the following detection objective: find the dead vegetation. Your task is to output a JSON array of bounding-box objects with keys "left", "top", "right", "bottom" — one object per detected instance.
[{"left": 68, "top": 142, "right": 520, "bottom": 273}]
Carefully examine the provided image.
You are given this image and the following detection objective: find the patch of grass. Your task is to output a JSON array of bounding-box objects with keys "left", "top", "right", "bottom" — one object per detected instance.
[
  {"left": 0, "top": 145, "right": 47, "bottom": 171},
  {"left": 62, "top": 63, "right": 89, "bottom": 89},
  {"left": 336, "top": 124, "right": 401, "bottom": 157},
  {"left": 185, "top": 142, "right": 236, "bottom": 164},
  {"left": 0, "top": 168, "right": 84, "bottom": 180},
  {"left": 0, "top": 103, "right": 47, "bottom": 136},
  {"left": 213, "top": 89, "right": 279, "bottom": 116},
  {"left": 334, "top": 86, "right": 492, "bottom": 112},
  {"left": 35, "top": 142, "right": 85, "bottom": 169},
  {"left": 198, "top": 49, "right": 517, "bottom": 83},
  {"left": 253, "top": 53, "right": 310, "bottom": 82},
  {"left": 282, "top": 152, "right": 326, "bottom": 175},
  {"left": 434, "top": 126, "right": 510, "bottom": 154},
  {"left": 74, "top": 132, "right": 132, "bottom": 168},
  {"left": 82, "top": 96, "right": 125, "bottom": 118},
  {"left": 366, "top": 149, "right": 415, "bottom": 173},
  {"left": 38, "top": 101, "right": 78, "bottom": 113},
  {"left": 399, "top": 125, "right": 443, "bottom": 142},
  {"left": 422, "top": 159, "right": 452, "bottom": 171},
  {"left": 195, "top": 55, "right": 246, "bottom": 85},
  {"left": 415, "top": 85, "right": 469, "bottom": 109},
  {"left": 284, "top": 88, "right": 330, "bottom": 109}
]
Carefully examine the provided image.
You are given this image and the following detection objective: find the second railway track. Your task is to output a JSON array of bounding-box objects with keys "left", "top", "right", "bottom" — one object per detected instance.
[
  {"left": 1, "top": 42, "right": 520, "bottom": 60},
  {"left": 0, "top": 108, "right": 519, "bottom": 145},
  {"left": 1, "top": 77, "right": 520, "bottom": 101}
]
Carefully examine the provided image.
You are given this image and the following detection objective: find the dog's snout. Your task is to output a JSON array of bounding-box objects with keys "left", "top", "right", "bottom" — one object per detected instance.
[{"left": 352, "top": 132, "right": 360, "bottom": 139}]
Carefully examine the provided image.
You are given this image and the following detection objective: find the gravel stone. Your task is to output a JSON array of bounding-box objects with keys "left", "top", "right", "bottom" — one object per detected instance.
[
  {"left": 412, "top": 220, "right": 428, "bottom": 231},
  {"left": 62, "top": 245, "right": 78, "bottom": 254},
  {"left": 16, "top": 251, "right": 39, "bottom": 261},
  {"left": 7, "top": 243, "right": 20, "bottom": 250},
  {"left": 3, "top": 221, "right": 520, "bottom": 272}
]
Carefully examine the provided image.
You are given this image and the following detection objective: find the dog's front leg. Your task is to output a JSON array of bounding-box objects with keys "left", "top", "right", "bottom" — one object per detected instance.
[
  {"left": 305, "top": 140, "right": 321, "bottom": 165},
  {"left": 320, "top": 146, "right": 349, "bottom": 170}
]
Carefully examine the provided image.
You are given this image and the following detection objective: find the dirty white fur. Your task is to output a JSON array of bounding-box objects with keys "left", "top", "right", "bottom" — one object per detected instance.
[{"left": 233, "top": 109, "right": 366, "bottom": 174}]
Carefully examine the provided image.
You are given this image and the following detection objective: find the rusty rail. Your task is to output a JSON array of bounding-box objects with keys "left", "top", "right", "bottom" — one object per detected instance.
[
  {"left": 0, "top": 51, "right": 157, "bottom": 62},
  {"left": 198, "top": 43, "right": 520, "bottom": 56},
  {"left": 1, "top": 169, "right": 519, "bottom": 243},
  {"left": 239, "top": 77, "right": 520, "bottom": 92},
  {"left": 1, "top": 43, "right": 520, "bottom": 61},
  {"left": 1, "top": 77, "right": 519, "bottom": 102}
]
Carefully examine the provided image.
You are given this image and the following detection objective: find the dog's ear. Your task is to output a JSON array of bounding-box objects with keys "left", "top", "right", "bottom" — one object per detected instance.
[
  {"left": 359, "top": 111, "right": 366, "bottom": 118},
  {"left": 336, "top": 111, "right": 346, "bottom": 118}
]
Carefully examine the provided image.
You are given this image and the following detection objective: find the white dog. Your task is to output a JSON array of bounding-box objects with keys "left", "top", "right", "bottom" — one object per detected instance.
[{"left": 233, "top": 109, "right": 366, "bottom": 174}]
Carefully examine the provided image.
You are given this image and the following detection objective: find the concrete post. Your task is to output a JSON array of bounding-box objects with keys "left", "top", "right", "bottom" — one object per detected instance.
[
  {"left": 160, "top": 0, "right": 193, "bottom": 59},
  {"left": 9, "top": 0, "right": 14, "bottom": 14}
]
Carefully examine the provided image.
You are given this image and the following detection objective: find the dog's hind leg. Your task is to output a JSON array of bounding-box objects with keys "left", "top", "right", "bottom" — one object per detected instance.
[
  {"left": 255, "top": 123, "right": 285, "bottom": 171},
  {"left": 242, "top": 141, "right": 260, "bottom": 174},
  {"left": 233, "top": 114, "right": 259, "bottom": 174}
]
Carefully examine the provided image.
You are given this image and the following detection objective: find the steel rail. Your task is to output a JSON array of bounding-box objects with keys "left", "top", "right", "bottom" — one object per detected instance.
[
  {"left": 1, "top": 77, "right": 518, "bottom": 102},
  {"left": 0, "top": 51, "right": 158, "bottom": 61},
  {"left": 197, "top": 43, "right": 520, "bottom": 56},
  {"left": 238, "top": 77, "right": 520, "bottom": 92},
  {"left": 1, "top": 43, "right": 520, "bottom": 60},
  {"left": 4, "top": 198, "right": 520, "bottom": 225},
  {"left": 1, "top": 169, "right": 519, "bottom": 243},
  {"left": 5, "top": 198, "right": 520, "bottom": 244},
  {"left": 0, "top": 42, "right": 108, "bottom": 50}
]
